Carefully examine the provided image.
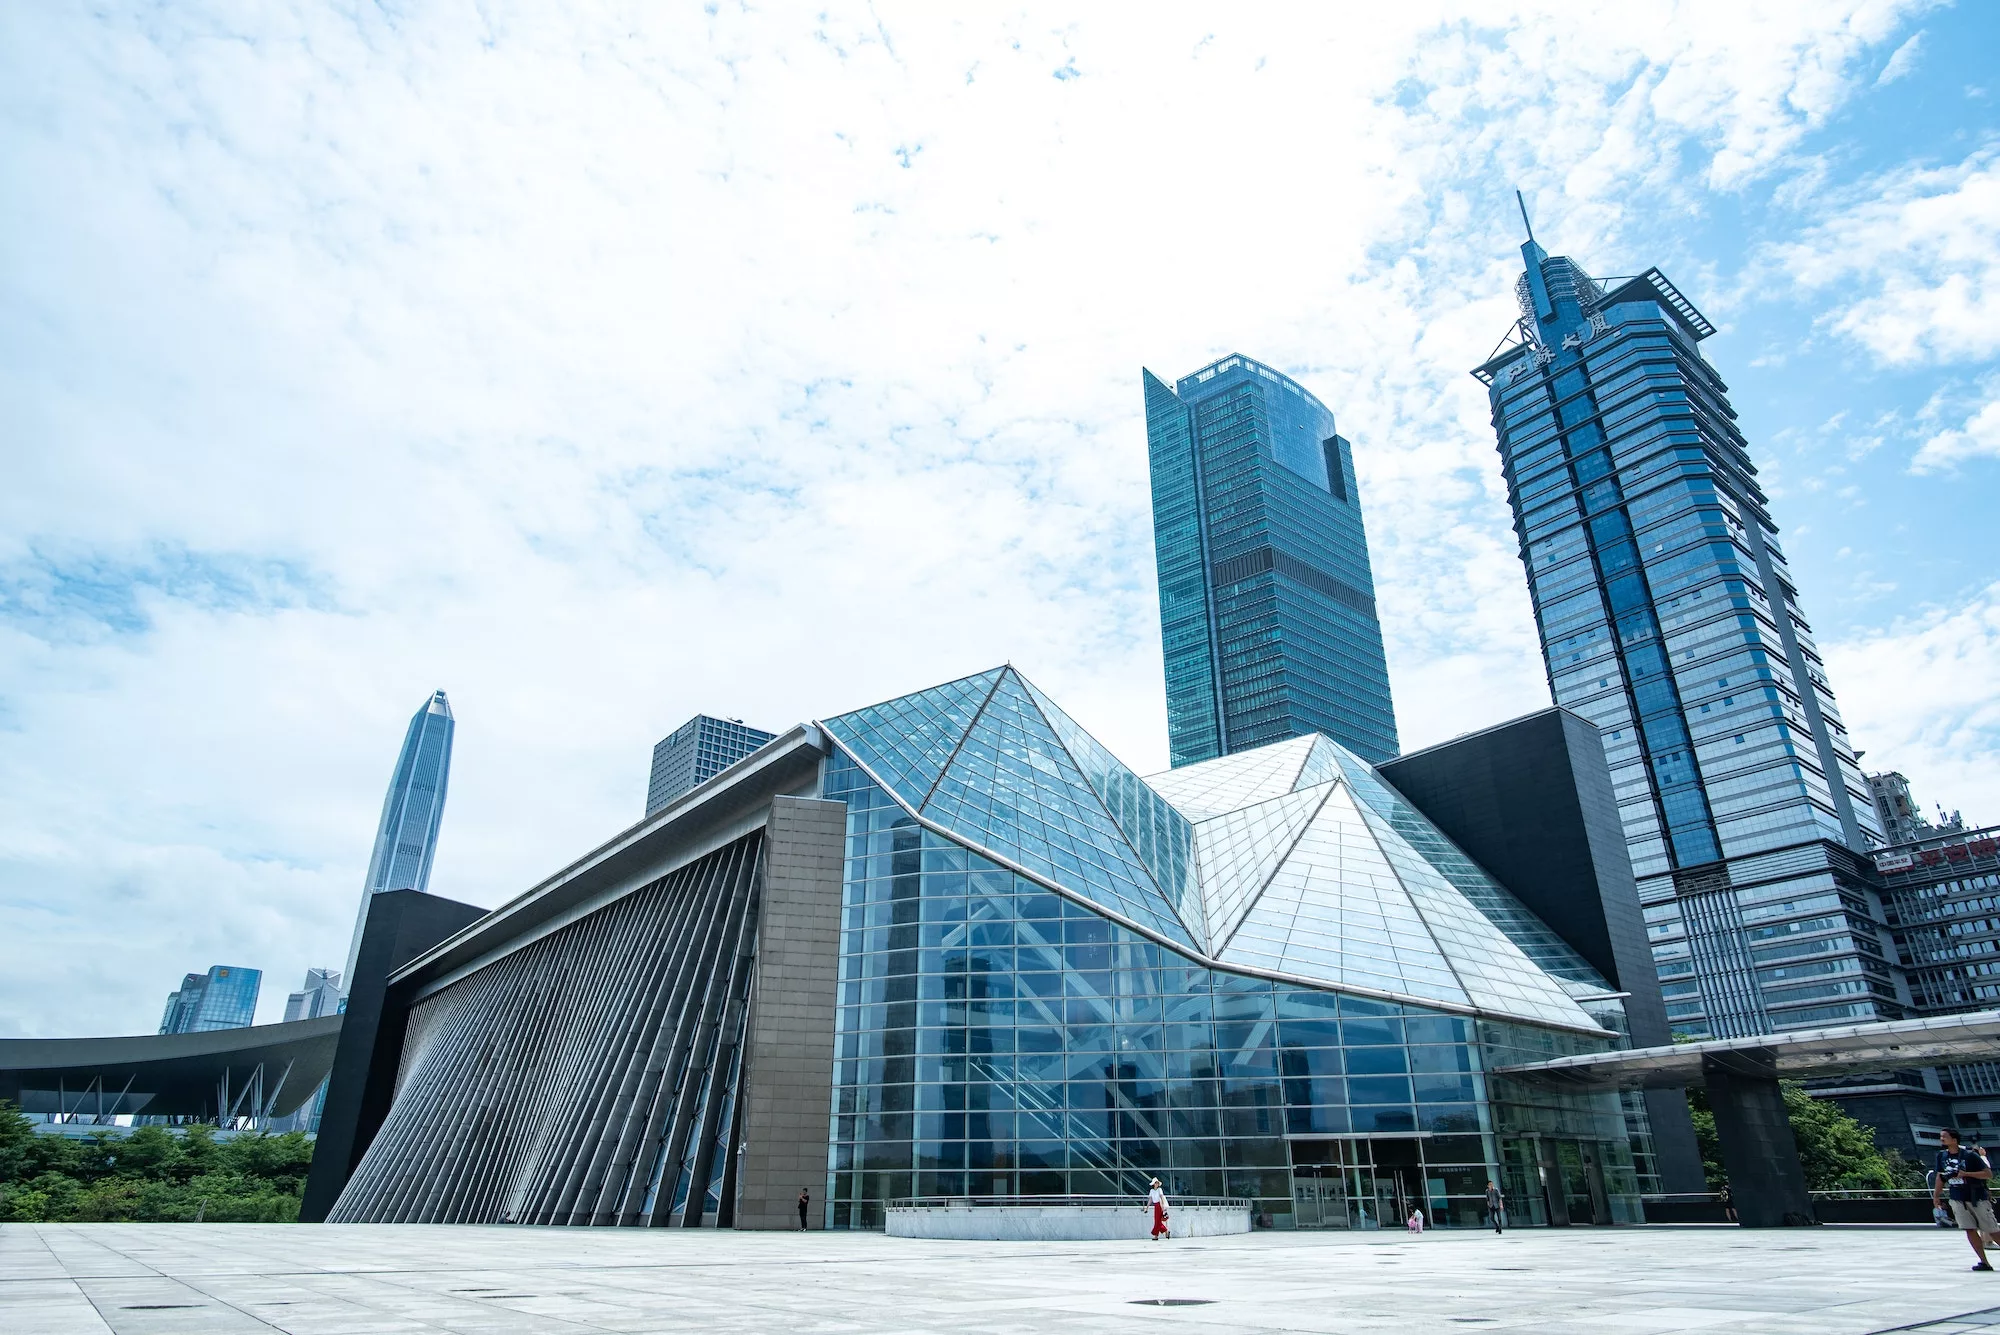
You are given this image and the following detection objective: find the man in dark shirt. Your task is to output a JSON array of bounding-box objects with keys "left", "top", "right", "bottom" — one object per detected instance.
[{"left": 1933, "top": 1128, "right": 2000, "bottom": 1270}]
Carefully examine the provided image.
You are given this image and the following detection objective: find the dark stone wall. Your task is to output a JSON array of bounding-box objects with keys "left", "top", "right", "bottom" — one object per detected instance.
[
  {"left": 299, "top": 889, "right": 488, "bottom": 1222},
  {"left": 1378, "top": 708, "right": 1708, "bottom": 1194}
]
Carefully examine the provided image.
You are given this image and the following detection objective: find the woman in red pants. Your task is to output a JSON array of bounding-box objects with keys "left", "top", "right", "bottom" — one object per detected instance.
[{"left": 1148, "top": 1178, "right": 1170, "bottom": 1240}]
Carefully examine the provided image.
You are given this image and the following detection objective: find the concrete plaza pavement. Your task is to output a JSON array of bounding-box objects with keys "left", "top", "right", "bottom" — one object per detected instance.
[{"left": 6, "top": 1221, "right": 2000, "bottom": 1334}]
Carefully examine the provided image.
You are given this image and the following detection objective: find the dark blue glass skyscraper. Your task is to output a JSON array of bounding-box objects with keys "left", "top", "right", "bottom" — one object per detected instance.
[
  {"left": 344, "top": 690, "right": 455, "bottom": 980},
  {"left": 1473, "top": 224, "right": 1892, "bottom": 1040},
  {"left": 1144, "top": 354, "right": 1399, "bottom": 768}
]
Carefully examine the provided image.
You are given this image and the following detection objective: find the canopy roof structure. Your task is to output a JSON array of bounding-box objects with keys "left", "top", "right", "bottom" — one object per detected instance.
[
  {"left": 0, "top": 1014, "right": 342, "bottom": 1122},
  {"left": 1497, "top": 1010, "right": 2000, "bottom": 1092},
  {"left": 820, "top": 666, "right": 1611, "bottom": 1034}
]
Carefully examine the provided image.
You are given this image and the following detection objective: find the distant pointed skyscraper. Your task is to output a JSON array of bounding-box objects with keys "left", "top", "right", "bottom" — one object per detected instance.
[{"left": 345, "top": 690, "right": 455, "bottom": 980}]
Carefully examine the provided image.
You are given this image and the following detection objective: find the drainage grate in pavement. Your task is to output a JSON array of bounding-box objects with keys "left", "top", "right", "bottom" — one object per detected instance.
[
  {"left": 1130, "top": 1299, "right": 1216, "bottom": 1306},
  {"left": 122, "top": 1305, "right": 202, "bottom": 1311}
]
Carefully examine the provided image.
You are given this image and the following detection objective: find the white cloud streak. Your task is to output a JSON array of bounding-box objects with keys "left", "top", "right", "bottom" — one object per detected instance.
[
  {"left": 1913, "top": 377, "right": 2000, "bottom": 472},
  {"left": 1876, "top": 29, "right": 1925, "bottom": 84},
  {"left": 1828, "top": 582, "right": 2000, "bottom": 824},
  {"left": 0, "top": 1, "right": 1949, "bottom": 1036},
  {"left": 1769, "top": 145, "right": 2000, "bottom": 366}
]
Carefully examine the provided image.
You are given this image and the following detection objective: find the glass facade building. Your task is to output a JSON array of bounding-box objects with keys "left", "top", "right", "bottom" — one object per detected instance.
[
  {"left": 1473, "top": 237, "right": 1896, "bottom": 1040},
  {"left": 345, "top": 690, "right": 455, "bottom": 981},
  {"left": 817, "top": 666, "right": 1652, "bottom": 1229},
  {"left": 277, "top": 968, "right": 343, "bottom": 1133},
  {"left": 158, "top": 965, "right": 262, "bottom": 1034},
  {"left": 282, "top": 968, "right": 343, "bottom": 1023},
  {"left": 1144, "top": 355, "right": 1399, "bottom": 768},
  {"left": 647, "top": 714, "right": 779, "bottom": 817}
]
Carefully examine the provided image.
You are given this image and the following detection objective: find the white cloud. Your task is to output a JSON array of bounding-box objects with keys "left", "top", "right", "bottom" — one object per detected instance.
[
  {"left": 1913, "top": 379, "right": 2000, "bottom": 472},
  {"left": 1829, "top": 582, "right": 2000, "bottom": 826},
  {"left": 1768, "top": 145, "right": 2000, "bottom": 365},
  {"left": 0, "top": 2, "right": 1937, "bottom": 1037},
  {"left": 1876, "top": 29, "right": 1925, "bottom": 85}
]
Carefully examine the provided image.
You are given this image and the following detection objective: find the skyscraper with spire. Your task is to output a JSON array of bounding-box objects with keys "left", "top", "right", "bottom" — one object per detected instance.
[
  {"left": 344, "top": 690, "right": 455, "bottom": 981},
  {"left": 1471, "top": 206, "right": 1893, "bottom": 1040}
]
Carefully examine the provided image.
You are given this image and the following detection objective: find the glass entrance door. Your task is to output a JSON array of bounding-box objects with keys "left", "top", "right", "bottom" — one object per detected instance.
[
  {"left": 1290, "top": 1164, "right": 1350, "bottom": 1228},
  {"left": 1289, "top": 1136, "right": 1492, "bottom": 1229}
]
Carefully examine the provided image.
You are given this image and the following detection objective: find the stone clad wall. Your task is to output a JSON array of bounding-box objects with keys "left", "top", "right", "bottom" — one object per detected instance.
[{"left": 735, "top": 796, "right": 848, "bottom": 1228}]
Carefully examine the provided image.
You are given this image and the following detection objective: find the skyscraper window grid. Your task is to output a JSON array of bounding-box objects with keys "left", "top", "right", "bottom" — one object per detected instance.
[
  {"left": 647, "top": 715, "right": 779, "bottom": 817},
  {"left": 1473, "top": 231, "right": 1895, "bottom": 1041},
  {"left": 1144, "top": 355, "right": 1399, "bottom": 769}
]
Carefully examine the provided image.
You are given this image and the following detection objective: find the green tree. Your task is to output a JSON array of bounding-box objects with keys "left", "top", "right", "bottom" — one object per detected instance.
[
  {"left": 1686, "top": 1082, "right": 1925, "bottom": 1191},
  {"left": 0, "top": 1101, "right": 316, "bottom": 1223}
]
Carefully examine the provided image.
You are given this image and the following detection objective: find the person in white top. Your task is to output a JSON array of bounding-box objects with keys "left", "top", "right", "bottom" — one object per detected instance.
[
  {"left": 1148, "top": 1179, "right": 1169, "bottom": 1240},
  {"left": 1406, "top": 1206, "right": 1426, "bottom": 1233}
]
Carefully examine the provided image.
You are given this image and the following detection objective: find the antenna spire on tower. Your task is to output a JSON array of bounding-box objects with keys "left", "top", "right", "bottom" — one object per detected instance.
[{"left": 1515, "top": 189, "right": 1535, "bottom": 243}]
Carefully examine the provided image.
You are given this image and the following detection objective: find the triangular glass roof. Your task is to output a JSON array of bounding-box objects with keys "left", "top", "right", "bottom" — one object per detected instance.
[
  {"left": 1343, "top": 790, "right": 1600, "bottom": 1028},
  {"left": 1192, "top": 784, "right": 1325, "bottom": 948},
  {"left": 1144, "top": 735, "right": 1315, "bottom": 820},
  {"left": 1018, "top": 676, "right": 1199, "bottom": 936},
  {"left": 1328, "top": 741, "right": 1606, "bottom": 987},
  {"left": 821, "top": 667, "right": 1002, "bottom": 805},
  {"left": 821, "top": 667, "right": 1609, "bottom": 1033},
  {"left": 1220, "top": 781, "right": 1470, "bottom": 1007},
  {"left": 823, "top": 668, "right": 1198, "bottom": 949}
]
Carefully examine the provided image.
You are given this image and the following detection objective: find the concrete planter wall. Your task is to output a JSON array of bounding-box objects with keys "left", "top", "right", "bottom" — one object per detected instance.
[{"left": 886, "top": 1201, "right": 1251, "bottom": 1241}]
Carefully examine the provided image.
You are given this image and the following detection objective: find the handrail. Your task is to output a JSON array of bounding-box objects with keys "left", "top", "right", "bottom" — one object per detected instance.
[
  {"left": 1643, "top": 1189, "right": 1932, "bottom": 1202},
  {"left": 886, "top": 1195, "right": 1249, "bottom": 1210}
]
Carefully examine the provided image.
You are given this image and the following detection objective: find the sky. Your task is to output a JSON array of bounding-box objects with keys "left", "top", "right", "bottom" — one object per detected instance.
[{"left": 2, "top": 1, "right": 1996, "bottom": 1038}]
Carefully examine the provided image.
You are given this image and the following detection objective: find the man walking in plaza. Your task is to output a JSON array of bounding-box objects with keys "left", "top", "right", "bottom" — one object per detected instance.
[
  {"left": 1933, "top": 1129, "right": 2000, "bottom": 1269},
  {"left": 1485, "top": 1180, "right": 1505, "bottom": 1234}
]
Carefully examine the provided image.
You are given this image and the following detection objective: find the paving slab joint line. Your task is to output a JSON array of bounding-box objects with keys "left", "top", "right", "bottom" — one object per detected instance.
[{"left": 1865, "top": 1306, "right": 2000, "bottom": 1334}]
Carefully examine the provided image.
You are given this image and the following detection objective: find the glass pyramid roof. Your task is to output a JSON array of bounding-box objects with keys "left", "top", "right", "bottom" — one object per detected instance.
[
  {"left": 1221, "top": 782, "right": 1471, "bottom": 1007},
  {"left": 1190, "top": 784, "right": 1324, "bottom": 947},
  {"left": 823, "top": 668, "right": 1198, "bottom": 949},
  {"left": 820, "top": 667, "right": 1609, "bottom": 1033}
]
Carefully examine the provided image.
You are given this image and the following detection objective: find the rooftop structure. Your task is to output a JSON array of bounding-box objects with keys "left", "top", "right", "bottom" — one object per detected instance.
[
  {"left": 1869, "top": 770, "right": 1965, "bottom": 846},
  {"left": 1, "top": 1014, "right": 341, "bottom": 1126}
]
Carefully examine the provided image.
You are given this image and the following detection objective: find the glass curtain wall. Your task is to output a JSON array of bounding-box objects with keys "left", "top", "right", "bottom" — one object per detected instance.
[{"left": 823, "top": 748, "right": 1638, "bottom": 1229}]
